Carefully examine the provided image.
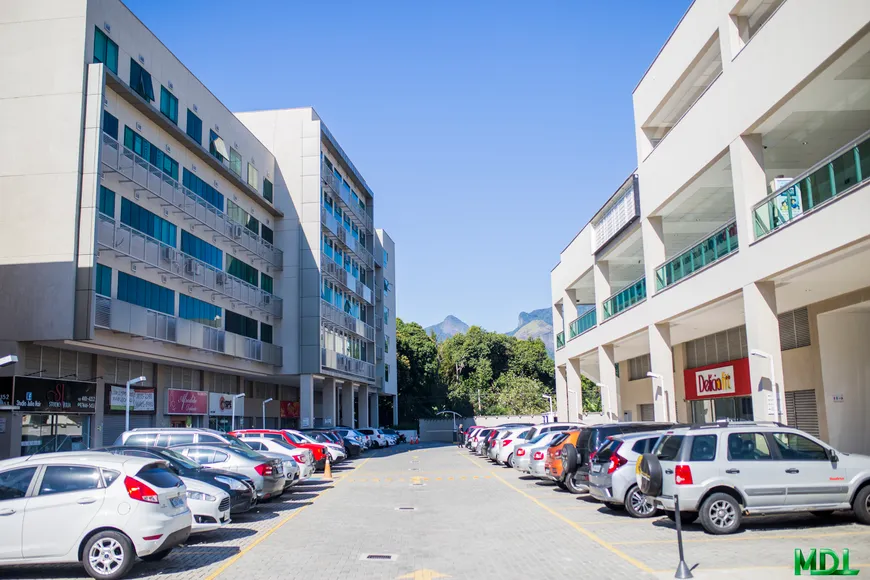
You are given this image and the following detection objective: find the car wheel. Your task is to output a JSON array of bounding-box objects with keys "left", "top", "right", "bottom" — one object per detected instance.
[
  {"left": 699, "top": 493, "right": 742, "bottom": 534},
  {"left": 506, "top": 454, "right": 514, "bottom": 468},
  {"left": 564, "top": 473, "right": 587, "bottom": 495},
  {"left": 666, "top": 511, "right": 698, "bottom": 524},
  {"left": 851, "top": 485, "right": 870, "bottom": 525},
  {"left": 625, "top": 485, "right": 657, "bottom": 518},
  {"left": 82, "top": 530, "right": 135, "bottom": 580},
  {"left": 556, "top": 481, "right": 568, "bottom": 491},
  {"left": 141, "top": 549, "right": 172, "bottom": 562},
  {"left": 604, "top": 502, "right": 625, "bottom": 511}
]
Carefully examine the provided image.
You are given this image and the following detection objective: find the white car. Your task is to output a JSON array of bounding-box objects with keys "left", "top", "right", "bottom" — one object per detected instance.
[
  {"left": 514, "top": 431, "right": 565, "bottom": 473},
  {"left": 240, "top": 437, "right": 314, "bottom": 482},
  {"left": 495, "top": 427, "right": 534, "bottom": 467},
  {"left": 291, "top": 431, "right": 347, "bottom": 463},
  {"left": 358, "top": 428, "right": 388, "bottom": 449},
  {"left": 182, "top": 477, "right": 231, "bottom": 534},
  {"left": 0, "top": 452, "right": 191, "bottom": 580}
]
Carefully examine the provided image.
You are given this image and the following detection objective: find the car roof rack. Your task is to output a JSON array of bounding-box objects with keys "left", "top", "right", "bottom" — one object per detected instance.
[{"left": 688, "top": 419, "right": 787, "bottom": 430}]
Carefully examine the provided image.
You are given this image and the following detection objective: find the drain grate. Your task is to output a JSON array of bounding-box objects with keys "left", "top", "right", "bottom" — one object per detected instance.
[
  {"left": 395, "top": 506, "right": 416, "bottom": 511},
  {"left": 361, "top": 554, "right": 398, "bottom": 561}
]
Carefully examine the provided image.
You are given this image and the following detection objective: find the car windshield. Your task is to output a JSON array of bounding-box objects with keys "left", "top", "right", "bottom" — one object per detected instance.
[
  {"left": 527, "top": 432, "right": 551, "bottom": 444},
  {"left": 296, "top": 433, "right": 319, "bottom": 444},
  {"left": 549, "top": 433, "right": 569, "bottom": 446},
  {"left": 594, "top": 439, "right": 620, "bottom": 462},
  {"left": 158, "top": 448, "right": 202, "bottom": 470},
  {"left": 283, "top": 431, "right": 307, "bottom": 444}
]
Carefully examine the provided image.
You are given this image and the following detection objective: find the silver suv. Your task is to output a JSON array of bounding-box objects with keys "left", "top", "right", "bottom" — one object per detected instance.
[{"left": 638, "top": 421, "right": 870, "bottom": 534}]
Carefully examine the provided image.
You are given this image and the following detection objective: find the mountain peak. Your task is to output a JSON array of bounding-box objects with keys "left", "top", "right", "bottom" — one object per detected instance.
[{"left": 425, "top": 315, "right": 470, "bottom": 342}]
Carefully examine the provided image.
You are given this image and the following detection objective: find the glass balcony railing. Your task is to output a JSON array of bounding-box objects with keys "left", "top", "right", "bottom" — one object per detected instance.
[
  {"left": 602, "top": 276, "right": 646, "bottom": 320},
  {"left": 321, "top": 299, "right": 375, "bottom": 342},
  {"left": 321, "top": 206, "right": 374, "bottom": 269},
  {"left": 556, "top": 331, "right": 565, "bottom": 350},
  {"left": 321, "top": 347, "right": 375, "bottom": 380},
  {"left": 753, "top": 131, "right": 870, "bottom": 238},
  {"left": 568, "top": 309, "right": 597, "bottom": 340},
  {"left": 321, "top": 252, "right": 373, "bottom": 305},
  {"left": 322, "top": 161, "right": 373, "bottom": 232},
  {"left": 655, "top": 220, "right": 737, "bottom": 291}
]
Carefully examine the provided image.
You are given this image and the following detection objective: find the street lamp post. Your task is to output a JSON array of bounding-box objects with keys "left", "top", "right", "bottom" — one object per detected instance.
[
  {"left": 125, "top": 376, "right": 147, "bottom": 432},
  {"left": 751, "top": 349, "right": 782, "bottom": 423},
  {"left": 262, "top": 398, "right": 273, "bottom": 428},
  {"left": 436, "top": 410, "right": 461, "bottom": 442},
  {"left": 542, "top": 394, "right": 553, "bottom": 415},
  {"left": 646, "top": 372, "right": 668, "bottom": 421},
  {"left": 231, "top": 393, "right": 246, "bottom": 432},
  {"left": 0, "top": 355, "right": 18, "bottom": 368}
]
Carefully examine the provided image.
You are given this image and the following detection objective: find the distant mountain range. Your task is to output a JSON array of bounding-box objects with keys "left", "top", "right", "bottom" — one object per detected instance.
[{"left": 425, "top": 308, "right": 554, "bottom": 356}]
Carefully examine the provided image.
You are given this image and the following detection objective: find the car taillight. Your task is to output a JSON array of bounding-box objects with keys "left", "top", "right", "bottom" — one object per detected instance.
[
  {"left": 675, "top": 464, "right": 693, "bottom": 485},
  {"left": 607, "top": 454, "right": 627, "bottom": 474},
  {"left": 517, "top": 448, "right": 526, "bottom": 457},
  {"left": 533, "top": 451, "right": 544, "bottom": 460},
  {"left": 125, "top": 476, "right": 159, "bottom": 503},
  {"left": 502, "top": 440, "right": 512, "bottom": 447},
  {"left": 255, "top": 463, "right": 274, "bottom": 476},
  {"left": 589, "top": 450, "right": 597, "bottom": 463}
]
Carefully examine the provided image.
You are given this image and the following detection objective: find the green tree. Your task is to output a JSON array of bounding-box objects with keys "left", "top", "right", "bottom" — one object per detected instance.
[
  {"left": 581, "top": 375, "right": 601, "bottom": 413},
  {"left": 396, "top": 318, "right": 445, "bottom": 424}
]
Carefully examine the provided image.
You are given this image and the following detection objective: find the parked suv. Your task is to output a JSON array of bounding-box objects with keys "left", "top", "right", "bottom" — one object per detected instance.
[{"left": 638, "top": 422, "right": 870, "bottom": 534}]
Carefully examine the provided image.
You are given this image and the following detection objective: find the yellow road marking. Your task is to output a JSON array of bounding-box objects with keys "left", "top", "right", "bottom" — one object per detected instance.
[
  {"left": 436, "top": 477, "right": 442, "bottom": 481},
  {"left": 448, "top": 477, "right": 453, "bottom": 481},
  {"left": 397, "top": 569, "right": 450, "bottom": 579},
  {"left": 614, "top": 528, "right": 870, "bottom": 546}
]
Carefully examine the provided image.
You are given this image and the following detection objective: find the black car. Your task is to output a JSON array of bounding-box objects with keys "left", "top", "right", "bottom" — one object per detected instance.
[
  {"left": 560, "top": 422, "right": 675, "bottom": 494},
  {"left": 342, "top": 438, "right": 362, "bottom": 457},
  {"left": 380, "top": 428, "right": 406, "bottom": 444},
  {"left": 99, "top": 445, "right": 256, "bottom": 514}
]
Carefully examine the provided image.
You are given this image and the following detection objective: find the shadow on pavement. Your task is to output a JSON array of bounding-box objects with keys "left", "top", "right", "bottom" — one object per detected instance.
[
  {"left": 186, "top": 527, "right": 258, "bottom": 544},
  {"left": 650, "top": 511, "right": 861, "bottom": 535}
]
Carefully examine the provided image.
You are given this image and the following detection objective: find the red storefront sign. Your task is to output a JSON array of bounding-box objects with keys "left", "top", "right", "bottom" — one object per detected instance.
[
  {"left": 279, "top": 401, "right": 300, "bottom": 419},
  {"left": 166, "top": 389, "right": 208, "bottom": 415},
  {"left": 684, "top": 357, "right": 752, "bottom": 401}
]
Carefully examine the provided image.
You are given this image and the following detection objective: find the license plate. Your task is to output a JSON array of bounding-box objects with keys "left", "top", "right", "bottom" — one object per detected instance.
[
  {"left": 592, "top": 464, "right": 602, "bottom": 473},
  {"left": 170, "top": 495, "right": 184, "bottom": 508}
]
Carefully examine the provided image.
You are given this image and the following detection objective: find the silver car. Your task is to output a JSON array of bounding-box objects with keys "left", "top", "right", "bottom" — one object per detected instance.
[
  {"left": 588, "top": 431, "right": 668, "bottom": 517},
  {"left": 173, "top": 443, "right": 285, "bottom": 501},
  {"left": 529, "top": 433, "right": 571, "bottom": 478},
  {"left": 514, "top": 431, "right": 564, "bottom": 473}
]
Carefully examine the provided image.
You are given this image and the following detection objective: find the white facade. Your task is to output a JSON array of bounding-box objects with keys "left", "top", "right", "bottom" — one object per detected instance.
[
  {"left": 552, "top": 0, "right": 870, "bottom": 455},
  {"left": 0, "top": 0, "right": 396, "bottom": 457}
]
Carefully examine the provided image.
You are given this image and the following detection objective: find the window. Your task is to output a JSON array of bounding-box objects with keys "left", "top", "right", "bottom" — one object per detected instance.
[
  {"left": 135, "top": 465, "right": 182, "bottom": 489},
  {"left": 771, "top": 432, "right": 828, "bottom": 461},
  {"left": 123, "top": 126, "right": 177, "bottom": 180},
  {"left": 343, "top": 214, "right": 351, "bottom": 232},
  {"left": 261, "top": 322, "right": 273, "bottom": 344},
  {"left": 98, "top": 186, "right": 115, "bottom": 217},
  {"left": 383, "top": 249, "right": 389, "bottom": 265},
  {"left": 727, "top": 433, "right": 772, "bottom": 461},
  {"left": 38, "top": 466, "right": 101, "bottom": 496},
  {"left": 351, "top": 223, "right": 359, "bottom": 241},
  {"left": 385, "top": 364, "right": 390, "bottom": 382},
  {"left": 226, "top": 256, "right": 258, "bottom": 286},
  {"left": 686, "top": 325, "right": 748, "bottom": 369},
  {"left": 186, "top": 109, "right": 202, "bottom": 145},
  {"left": 263, "top": 178, "right": 273, "bottom": 203},
  {"left": 247, "top": 163, "right": 259, "bottom": 191},
  {"left": 631, "top": 438, "right": 654, "bottom": 454},
  {"left": 93, "top": 27, "right": 118, "bottom": 74},
  {"left": 209, "top": 130, "right": 229, "bottom": 163},
  {"left": 101, "top": 469, "right": 121, "bottom": 487},
  {"left": 229, "top": 148, "right": 242, "bottom": 176},
  {"left": 96, "top": 264, "right": 112, "bottom": 297},
  {"left": 103, "top": 111, "right": 119, "bottom": 140},
  {"left": 225, "top": 310, "right": 258, "bottom": 339},
  {"left": 121, "top": 198, "right": 177, "bottom": 247},
  {"left": 261, "top": 273, "right": 273, "bottom": 294},
  {"left": 179, "top": 295, "right": 222, "bottom": 328},
  {"left": 384, "top": 306, "right": 389, "bottom": 324},
  {"left": 181, "top": 231, "right": 222, "bottom": 269},
  {"left": 261, "top": 225, "right": 273, "bottom": 245},
  {"left": 654, "top": 435, "right": 684, "bottom": 461},
  {"left": 182, "top": 169, "right": 224, "bottom": 211},
  {"left": 384, "top": 279, "right": 392, "bottom": 295},
  {"left": 385, "top": 336, "right": 389, "bottom": 353},
  {"left": 0, "top": 467, "right": 37, "bottom": 501},
  {"left": 160, "top": 86, "right": 178, "bottom": 124},
  {"left": 690, "top": 435, "right": 717, "bottom": 461},
  {"left": 129, "top": 59, "right": 155, "bottom": 102},
  {"left": 227, "top": 200, "right": 259, "bottom": 234},
  {"left": 184, "top": 448, "right": 216, "bottom": 464},
  {"left": 117, "top": 272, "right": 175, "bottom": 315}
]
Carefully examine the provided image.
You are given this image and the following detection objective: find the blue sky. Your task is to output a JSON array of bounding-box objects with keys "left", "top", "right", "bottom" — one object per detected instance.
[{"left": 126, "top": 0, "right": 691, "bottom": 333}]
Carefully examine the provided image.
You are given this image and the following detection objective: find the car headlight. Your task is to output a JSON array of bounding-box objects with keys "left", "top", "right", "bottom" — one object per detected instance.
[
  {"left": 187, "top": 490, "right": 217, "bottom": 502},
  {"left": 215, "top": 476, "right": 246, "bottom": 491}
]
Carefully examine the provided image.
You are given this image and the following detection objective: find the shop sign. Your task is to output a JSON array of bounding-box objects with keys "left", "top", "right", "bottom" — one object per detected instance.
[
  {"left": 6, "top": 376, "right": 96, "bottom": 413},
  {"left": 209, "top": 392, "right": 244, "bottom": 417},
  {"left": 166, "top": 389, "right": 208, "bottom": 415},
  {"left": 684, "top": 358, "right": 751, "bottom": 401},
  {"left": 106, "top": 384, "right": 156, "bottom": 414},
  {"left": 279, "top": 400, "right": 300, "bottom": 418}
]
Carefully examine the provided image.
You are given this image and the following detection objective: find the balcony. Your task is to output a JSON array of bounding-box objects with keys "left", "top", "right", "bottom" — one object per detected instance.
[
  {"left": 654, "top": 220, "right": 737, "bottom": 291},
  {"left": 97, "top": 214, "right": 282, "bottom": 318},
  {"left": 602, "top": 276, "right": 646, "bottom": 320},
  {"left": 95, "top": 294, "right": 281, "bottom": 365},
  {"left": 375, "top": 316, "right": 383, "bottom": 332},
  {"left": 753, "top": 131, "right": 870, "bottom": 239},
  {"left": 556, "top": 332, "right": 565, "bottom": 350},
  {"left": 321, "top": 347, "right": 375, "bottom": 380},
  {"left": 320, "top": 252, "right": 373, "bottom": 305},
  {"left": 568, "top": 309, "right": 597, "bottom": 340},
  {"left": 321, "top": 299, "right": 375, "bottom": 342},
  {"left": 321, "top": 161, "right": 373, "bottom": 232},
  {"left": 321, "top": 207, "right": 374, "bottom": 269},
  {"left": 376, "top": 345, "right": 384, "bottom": 360},
  {"left": 101, "top": 133, "right": 282, "bottom": 268}
]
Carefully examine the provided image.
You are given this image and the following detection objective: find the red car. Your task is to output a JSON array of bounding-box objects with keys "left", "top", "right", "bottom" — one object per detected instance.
[{"left": 231, "top": 429, "right": 328, "bottom": 469}]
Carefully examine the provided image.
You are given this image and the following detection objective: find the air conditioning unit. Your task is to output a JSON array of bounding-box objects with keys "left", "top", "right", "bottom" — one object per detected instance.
[
  {"left": 161, "top": 247, "right": 176, "bottom": 261},
  {"left": 184, "top": 258, "right": 195, "bottom": 275},
  {"left": 232, "top": 224, "right": 243, "bottom": 239},
  {"left": 216, "top": 273, "right": 226, "bottom": 286},
  {"left": 263, "top": 294, "right": 272, "bottom": 306}
]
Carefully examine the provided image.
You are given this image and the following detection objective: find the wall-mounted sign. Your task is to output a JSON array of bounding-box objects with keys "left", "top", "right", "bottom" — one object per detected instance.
[
  {"left": 2, "top": 377, "right": 97, "bottom": 414},
  {"left": 832, "top": 394, "right": 845, "bottom": 403},
  {"left": 684, "top": 358, "right": 751, "bottom": 401},
  {"left": 209, "top": 392, "right": 244, "bottom": 417},
  {"left": 166, "top": 389, "right": 208, "bottom": 415},
  {"left": 106, "top": 384, "right": 156, "bottom": 414},
  {"left": 279, "top": 400, "right": 299, "bottom": 419}
]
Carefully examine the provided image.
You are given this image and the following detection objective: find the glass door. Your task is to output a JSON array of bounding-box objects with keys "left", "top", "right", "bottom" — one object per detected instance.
[{"left": 21, "top": 414, "right": 91, "bottom": 455}]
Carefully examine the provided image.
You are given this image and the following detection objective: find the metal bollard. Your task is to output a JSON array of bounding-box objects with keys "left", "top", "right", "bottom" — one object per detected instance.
[{"left": 674, "top": 494, "right": 693, "bottom": 579}]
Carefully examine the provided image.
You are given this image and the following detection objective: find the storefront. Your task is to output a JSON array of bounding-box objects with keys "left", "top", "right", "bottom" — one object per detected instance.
[
  {"left": 166, "top": 388, "right": 208, "bottom": 428},
  {"left": 103, "top": 383, "right": 156, "bottom": 445},
  {"left": 280, "top": 400, "right": 300, "bottom": 429},
  {"left": 208, "top": 392, "right": 245, "bottom": 432},
  {"left": 684, "top": 358, "right": 753, "bottom": 423},
  {"left": 0, "top": 376, "right": 97, "bottom": 455}
]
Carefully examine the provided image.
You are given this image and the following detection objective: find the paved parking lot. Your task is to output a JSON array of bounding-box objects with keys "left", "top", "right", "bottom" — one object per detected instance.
[{"left": 3, "top": 444, "right": 870, "bottom": 579}]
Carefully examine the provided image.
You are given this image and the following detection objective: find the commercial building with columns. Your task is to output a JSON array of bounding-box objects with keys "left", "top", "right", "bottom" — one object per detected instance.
[
  {"left": 0, "top": 0, "right": 396, "bottom": 459},
  {"left": 552, "top": 0, "right": 870, "bottom": 455}
]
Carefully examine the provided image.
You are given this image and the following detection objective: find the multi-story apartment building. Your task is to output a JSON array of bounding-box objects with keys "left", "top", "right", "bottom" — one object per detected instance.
[
  {"left": 0, "top": 0, "right": 397, "bottom": 458},
  {"left": 375, "top": 230, "right": 398, "bottom": 425},
  {"left": 552, "top": 0, "right": 870, "bottom": 455}
]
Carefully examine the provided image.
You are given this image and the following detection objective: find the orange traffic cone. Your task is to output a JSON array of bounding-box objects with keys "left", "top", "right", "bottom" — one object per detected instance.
[{"left": 323, "top": 456, "right": 332, "bottom": 480}]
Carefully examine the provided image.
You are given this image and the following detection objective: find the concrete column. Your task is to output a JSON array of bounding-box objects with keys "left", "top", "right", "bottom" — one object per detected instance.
[
  {"left": 566, "top": 358, "right": 583, "bottom": 422},
  {"left": 743, "top": 281, "right": 787, "bottom": 423},
  {"left": 392, "top": 395, "right": 399, "bottom": 426},
  {"left": 598, "top": 345, "right": 620, "bottom": 422},
  {"left": 322, "top": 378, "right": 336, "bottom": 427},
  {"left": 719, "top": 13, "right": 748, "bottom": 68},
  {"left": 369, "top": 393, "right": 379, "bottom": 428},
  {"left": 556, "top": 365, "right": 569, "bottom": 421},
  {"left": 299, "top": 374, "right": 315, "bottom": 429},
  {"left": 593, "top": 261, "right": 612, "bottom": 322},
  {"left": 648, "top": 322, "right": 677, "bottom": 422},
  {"left": 340, "top": 382, "right": 355, "bottom": 427},
  {"left": 729, "top": 134, "right": 767, "bottom": 251},
  {"left": 358, "top": 385, "right": 370, "bottom": 428},
  {"left": 642, "top": 216, "right": 666, "bottom": 294}
]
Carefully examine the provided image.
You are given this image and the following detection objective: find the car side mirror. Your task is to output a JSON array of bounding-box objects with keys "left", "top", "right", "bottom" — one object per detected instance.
[{"left": 826, "top": 448, "right": 839, "bottom": 463}]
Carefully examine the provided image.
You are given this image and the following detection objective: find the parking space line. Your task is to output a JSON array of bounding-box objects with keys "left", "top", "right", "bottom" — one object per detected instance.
[{"left": 613, "top": 529, "right": 870, "bottom": 545}]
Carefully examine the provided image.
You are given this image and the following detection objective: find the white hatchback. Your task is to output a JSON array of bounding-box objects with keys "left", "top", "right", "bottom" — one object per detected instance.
[{"left": 0, "top": 452, "right": 191, "bottom": 579}]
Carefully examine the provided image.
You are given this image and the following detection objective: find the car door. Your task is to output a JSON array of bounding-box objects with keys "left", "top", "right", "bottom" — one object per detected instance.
[
  {"left": 723, "top": 432, "right": 786, "bottom": 509},
  {"left": 22, "top": 465, "right": 106, "bottom": 558},
  {"left": 768, "top": 431, "right": 848, "bottom": 507},
  {"left": 0, "top": 466, "right": 39, "bottom": 559}
]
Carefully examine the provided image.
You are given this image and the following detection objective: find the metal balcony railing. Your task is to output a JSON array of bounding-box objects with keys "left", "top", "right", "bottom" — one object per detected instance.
[
  {"left": 321, "top": 347, "right": 375, "bottom": 380},
  {"left": 320, "top": 252, "right": 373, "bottom": 305},
  {"left": 321, "top": 161, "right": 374, "bottom": 232},
  {"left": 568, "top": 309, "right": 597, "bottom": 340},
  {"left": 376, "top": 345, "right": 384, "bottom": 360},
  {"left": 94, "top": 294, "right": 282, "bottom": 365},
  {"left": 655, "top": 220, "right": 737, "bottom": 291},
  {"left": 320, "top": 299, "right": 375, "bottom": 342},
  {"left": 602, "top": 275, "right": 647, "bottom": 320},
  {"left": 556, "top": 332, "right": 565, "bottom": 350},
  {"left": 321, "top": 206, "right": 374, "bottom": 269},
  {"left": 100, "top": 133, "right": 283, "bottom": 268},
  {"left": 753, "top": 130, "right": 870, "bottom": 239},
  {"left": 97, "top": 214, "right": 282, "bottom": 318},
  {"left": 375, "top": 316, "right": 383, "bottom": 332}
]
